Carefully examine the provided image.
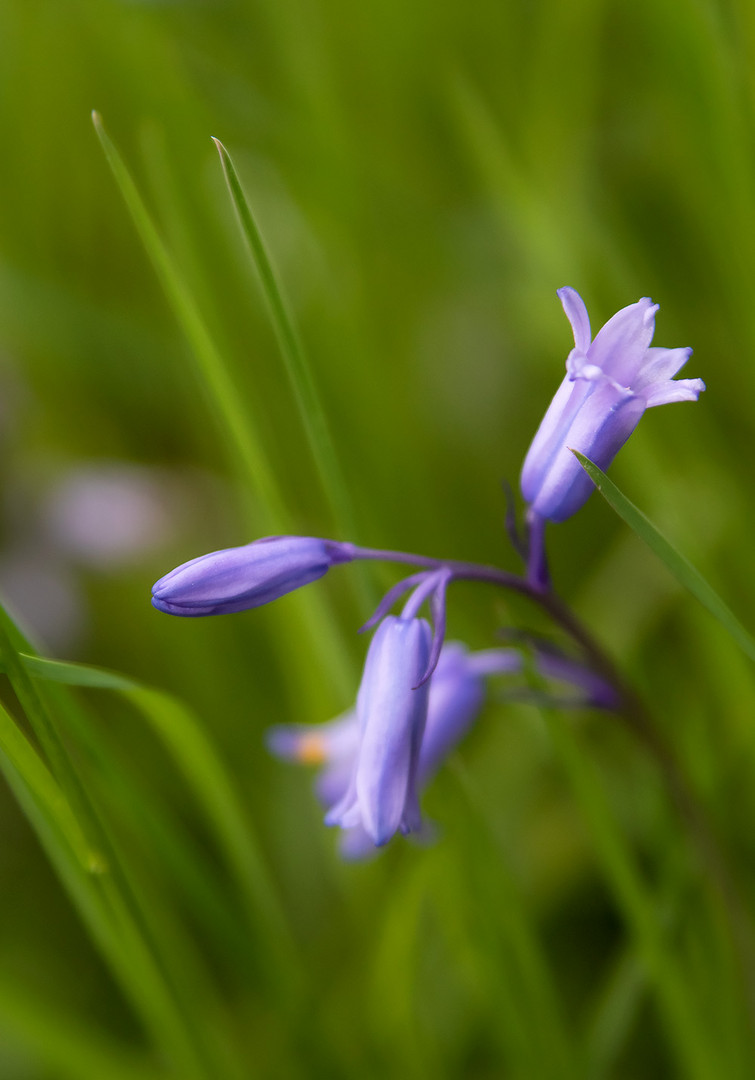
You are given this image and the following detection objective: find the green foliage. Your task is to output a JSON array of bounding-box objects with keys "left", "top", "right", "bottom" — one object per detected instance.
[
  {"left": 0, "top": 0, "right": 754, "bottom": 1076},
  {"left": 574, "top": 450, "right": 755, "bottom": 663}
]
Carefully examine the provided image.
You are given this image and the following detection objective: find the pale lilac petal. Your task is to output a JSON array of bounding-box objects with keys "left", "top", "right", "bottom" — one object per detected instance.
[
  {"left": 398, "top": 770, "right": 423, "bottom": 835},
  {"left": 535, "top": 651, "right": 620, "bottom": 710},
  {"left": 315, "top": 758, "right": 355, "bottom": 808},
  {"left": 644, "top": 377, "right": 706, "bottom": 408},
  {"left": 557, "top": 287, "right": 592, "bottom": 353},
  {"left": 463, "top": 648, "right": 523, "bottom": 677},
  {"left": 528, "top": 386, "right": 646, "bottom": 522},
  {"left": 339, "top": 826, "right": 379, "bottom": 861},
  {"left": 520, "top": 376, "right": 594, "bottom": 502},
  {"left": 327, "top": 796, "right": 363, "bottom": 829},
  {"left": 634, "top": 347, "right": 693, "bottom": 392},
  {"left": 265, "top": 711, "right": 358, "bottom": 764},
  {"left": 587, "top": 298, "right": 658, "bottom": 384},
  {"left": 354, "top": 617, "right": 432, "bottom": 845},
  {"left": 417, "top": 668, "right": 485, "bottom": 785}
]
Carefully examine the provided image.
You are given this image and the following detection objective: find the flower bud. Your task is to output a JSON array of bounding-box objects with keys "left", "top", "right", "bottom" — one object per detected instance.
[{"left": 151, "top": 535, "right": 352, "bottom": 616}]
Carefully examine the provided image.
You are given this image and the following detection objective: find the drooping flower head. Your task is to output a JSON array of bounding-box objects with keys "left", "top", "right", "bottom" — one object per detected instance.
[
  {"left": 324, "top": 615, "right": 432, "bottom": 846},
  {"left": 151, "top": 535, "right": 353, "bottom": 616},
  {"left": 521, "top": 288, "right": 705, "bottom": 524},
  {"left": 268, "top": 641, "right": 521, "bottom": 858}
]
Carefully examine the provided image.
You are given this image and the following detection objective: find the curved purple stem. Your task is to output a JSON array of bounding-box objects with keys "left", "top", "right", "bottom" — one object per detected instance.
[
  {"left": 414, "top": 568, "right": 452, "bottom": 688},
  {"left": 359, "top": 572, "right": 429, "bottom": 632}
]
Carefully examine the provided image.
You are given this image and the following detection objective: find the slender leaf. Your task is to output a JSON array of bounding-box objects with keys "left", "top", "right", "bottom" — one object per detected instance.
[
  {"left": 573, "top": 451, "right": 755, "bottom": 663},
  {"left": 213, "top": 137, "right": 357, "bottom": 541},
  {"left": 450, "top": 758, "right": 580, "bottom": 1078},
  {"left": 123, "top": 685, "right": 300, "bottom": 982},
  {"left": 3, "top": 645, "right": 300, "bottom": 990},
  {"left": 0, "top": 976, "right": 165, "bottom": 1080},
  {"left": 0, "top": 697, "right": 94, "bottom": 870},
  {"left": 92, "top": 110, "right": 357, "bottom": 699},
  {"left": 9, "top": 653, "right": 138, "bottom": 690},
  {"left": 91, "top": 111, "right": 285, "bottom": 530},
  {"left": 545, "top": 707, "right": 718, "bottom": 1080},
  {"left": 0, "top": 607, "right": 239, "bottom": 1079}
]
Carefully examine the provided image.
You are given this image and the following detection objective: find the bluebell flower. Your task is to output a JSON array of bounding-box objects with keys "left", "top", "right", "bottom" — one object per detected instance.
[
  {"left": 151, "top": 535, "right": 353, "bottom": 616},
  {"left": 268, "top": 641, "right": 521, "bottom": 857},
  {"left": 521, "top": 288, "right": 705, "bottom": 524},
  {"left": 267, "top": 710, "right": 360, "bottom": 812},
  {"left": 533, "top": 648, "right": 620, "bottom": 710},
  {"left": 324, "top": 615, "right": 432, "bottom": 846}
]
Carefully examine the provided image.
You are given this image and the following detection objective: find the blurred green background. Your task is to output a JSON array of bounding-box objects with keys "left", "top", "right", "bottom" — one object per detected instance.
[{"left": 1, "top": 0, "right": 754, "bottom": 1077}]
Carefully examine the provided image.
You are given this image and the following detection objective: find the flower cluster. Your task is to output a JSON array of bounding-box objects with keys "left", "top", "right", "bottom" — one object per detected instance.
[
  {"left": 152, "top": 289, "right": 703, "bottom": 856},
  {"left": 267, "top": 641, "right": 521, "bottom": 857}
]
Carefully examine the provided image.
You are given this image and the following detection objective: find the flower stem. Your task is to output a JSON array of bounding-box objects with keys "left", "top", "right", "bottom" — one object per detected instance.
[{"left": 353, "top": 542, "right": 755, "bottom": 1003}]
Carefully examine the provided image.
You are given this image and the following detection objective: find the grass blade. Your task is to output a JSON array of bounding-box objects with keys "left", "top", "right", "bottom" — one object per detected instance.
[
  {"left": 545, "top": 707, "right": 718, "bottom": 1080},
  {"left": 213, "top": 137, "right": 358, "bottom": 540},
  {"left": 0, "top": 607, "right": 241, "bottom": 1078},
  {"left": 0, "top": 694, "right": 212, "bottom": 1079},
  {"left": 92, "top": 110, "right": 357, "bottom": 697},
  {"left": 9, "top": 653, "right": 137, "bottom": 690},
  {"left": 3, "top": 645, "right": 299, "bottom": 990},
  {"left": 573, "top": 450, "right": 755, "bottom": 663},
  {"left": 0, "top": 977, "right": 165, "bottom": 1080},
  {"left": 91, "top": 111, "right": 285, "bottom": 530},
  {"left": 123, "top": 685, "right": 300, "bottom": 982}
]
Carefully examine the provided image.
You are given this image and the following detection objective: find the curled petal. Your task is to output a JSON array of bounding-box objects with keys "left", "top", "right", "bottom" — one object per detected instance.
[
  {"left": 557, "top": 286, "right": 592, "bottom": 354},
  {"left": 644, "top": 377, "right": 706, "bottom": 408},
  {"left": 634, "top": 346, "right": 693, "bottom": 390}
]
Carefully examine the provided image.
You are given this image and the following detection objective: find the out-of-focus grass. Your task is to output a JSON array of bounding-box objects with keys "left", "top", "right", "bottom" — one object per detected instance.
[{"left": 0, "top": 0, "right": 754, "bottom": 1076}]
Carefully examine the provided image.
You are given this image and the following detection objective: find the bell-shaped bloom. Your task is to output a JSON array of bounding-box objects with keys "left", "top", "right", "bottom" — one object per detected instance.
[
  {"left": 521, "top": 288, "right": 705, "bottom": 523},
  {"left": 151, "top": 535, "right": 353, "bottom": 616},
  {"left": 324, "top": 615, "right": 432, "bottom": 846},
  {"left": 268, "top": 642, "right": 520, "bottom": 857},
  {"left": 267, "top": 710, "right": 360, "bottom": 813},
  {"left": 534, "top": 648, "right": 620, "bottom": 710}
]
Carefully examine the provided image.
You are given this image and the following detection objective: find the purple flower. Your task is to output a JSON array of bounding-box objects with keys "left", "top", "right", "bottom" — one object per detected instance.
[
  {"left": 534, "top": 648, "right": 620, "bottom": 710},
  {"left": 267, "top": 711, "right": 360, "bottom": 812},
  {"left": 521, "top": 288, "right": 705, "bottom": 523},
  {"left": 151, "top": 535, "right": 353, "bottom": 616},
  {"left": 324, "top": 615, "right": 432, "bottom": 846},
  {"left": 268, "top": 641, "right": 520, "bottom": 857}
]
